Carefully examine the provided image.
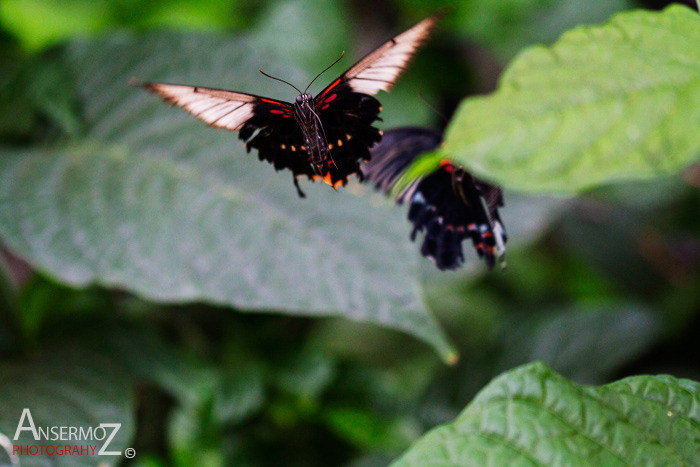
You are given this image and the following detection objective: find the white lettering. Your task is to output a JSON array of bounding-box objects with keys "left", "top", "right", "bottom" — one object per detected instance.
[
  {"left": 93, "top": 426, "right": 105, "bottom": 440},
  {"left": 79, "top": 426, "right": 93, "bottom": 440},
  {"left": 13, "top": 409, "right": 38, "bottom": 441},
  {"left": 97, "top": 423, "right": 121, "bottom": 456},
  {"left": 37, "top": 426, "right": 50, "bottom": 440}
]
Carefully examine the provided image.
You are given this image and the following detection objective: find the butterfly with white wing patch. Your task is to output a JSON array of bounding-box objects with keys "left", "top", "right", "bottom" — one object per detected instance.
[{"left": 132, "top": 13, "right": 443, "bottom": 197}]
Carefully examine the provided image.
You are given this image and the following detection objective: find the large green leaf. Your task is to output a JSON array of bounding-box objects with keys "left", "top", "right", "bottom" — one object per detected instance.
[
  {"left": 0, "top": 9, "right": 456, "bottom": 360},
  {"left": 394, "top": 362, "right": 700, "bottom": 466},
  {"left": 0, "top": 346, "right": 135, "bottom": 466},
  {"left": 438, "top": 5, "right": 700, "bottom": 193}
]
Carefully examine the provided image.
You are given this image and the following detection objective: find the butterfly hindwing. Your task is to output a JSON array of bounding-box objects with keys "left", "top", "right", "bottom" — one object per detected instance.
[
  {"left": 238, "top": 100, "right": 315, "bottom": 179},
  {"left": 362, "top": 127, "right": 507, "bottom": 270},
  {"left": 313, "top": 82, "right": 382, "bottom": 186}
]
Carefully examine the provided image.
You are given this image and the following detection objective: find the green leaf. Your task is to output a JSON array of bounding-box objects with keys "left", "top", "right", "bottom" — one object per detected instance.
[
  {"left": 439, "top": 5, "right": 700, "bottom": 194},
  {"left": 0, "top": 346, "right": 135, "bottom": 466},
  {"left": 0, "top": 26, "right": 455, "bottom": 359},
  {"left": 393, "top": 362, "right": 700, "bottom": 466}
]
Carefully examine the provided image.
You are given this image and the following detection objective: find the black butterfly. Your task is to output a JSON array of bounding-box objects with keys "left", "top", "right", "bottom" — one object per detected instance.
[
  {"left": 362, "top": 127, "right": 507, "bottom": 270},
  {"left": 132, "top": 14, "right": 441, "bottom": 197}
]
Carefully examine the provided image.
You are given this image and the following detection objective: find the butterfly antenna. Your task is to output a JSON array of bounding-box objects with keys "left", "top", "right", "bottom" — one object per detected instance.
[
  {"left": 418, "top": 90, "right": 448, "bottom": 123},
  {"left": 304, "top": 51, "right": 345, "bottom": 94},
  {"left": 258, "top": 69, "right": 303, "bottom": 95}
]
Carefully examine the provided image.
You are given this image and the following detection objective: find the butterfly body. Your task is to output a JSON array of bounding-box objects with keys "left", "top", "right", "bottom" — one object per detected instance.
[
  {"left": 134, "top": 13, "right": 442, "bottom": 196},
  {"left": 293, "top": 93, "right": 327, "bottom": 168}
]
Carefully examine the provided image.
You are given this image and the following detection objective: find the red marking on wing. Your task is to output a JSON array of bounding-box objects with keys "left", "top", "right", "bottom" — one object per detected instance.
[
  {"left": 325, "top": 93, "right": 337, "bottom": 103},
  {"left": 261, "top": 98, "right": 284, "bottom": 105},
  {"left": 321, "top": 104, "right": 330, "bottom": 110},
  {"left": 320, "top": 78, "right": 341, "bottom": 96},
  {"left": 270, "top": 109, "right": 286, "bottom": 115}
]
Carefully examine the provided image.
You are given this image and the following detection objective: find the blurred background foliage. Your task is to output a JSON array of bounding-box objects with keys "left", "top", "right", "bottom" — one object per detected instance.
[{"left": 0, "top": 0, "right": 698, "bottom": 466}]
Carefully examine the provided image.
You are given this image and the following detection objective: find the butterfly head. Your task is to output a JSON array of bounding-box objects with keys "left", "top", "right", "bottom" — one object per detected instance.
[
  {"left": 294, "top": 93, "right": 316, "bottom": 121},
  {"left": 296, "top": 93, "right": 313, "bottom": 104}
]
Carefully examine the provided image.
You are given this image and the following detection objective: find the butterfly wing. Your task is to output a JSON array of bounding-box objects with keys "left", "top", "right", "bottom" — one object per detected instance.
[
  {"left": 363, "top": 127, "right": 507, "bottom": 270},
  {"left": 312, "top": 86, "right": 382, "bottom": 187},
  {"left": 134, "top": 81, "right": 316, "bottom": 181},
  {"left": 317, "top": 13, "right": 443, "bottom": 98},
  {"left": 309, "top": 13, "right": 443, "bottom": 187}
]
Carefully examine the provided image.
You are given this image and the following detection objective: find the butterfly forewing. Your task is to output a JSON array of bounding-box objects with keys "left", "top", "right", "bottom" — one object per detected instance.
[
  {"left": 318, "top": 13, "right": 443, "bottom": 97},
  {"left": 133, "top": 82, "right": 294, "bottom": 131}
]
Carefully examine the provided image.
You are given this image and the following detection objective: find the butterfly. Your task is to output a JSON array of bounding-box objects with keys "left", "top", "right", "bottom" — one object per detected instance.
[
  {"left": 132, "top": 14, "right": 442, "bottom": 197},
  {"left": 362, "top": 127, "right": 507, "bottom": 270}
]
